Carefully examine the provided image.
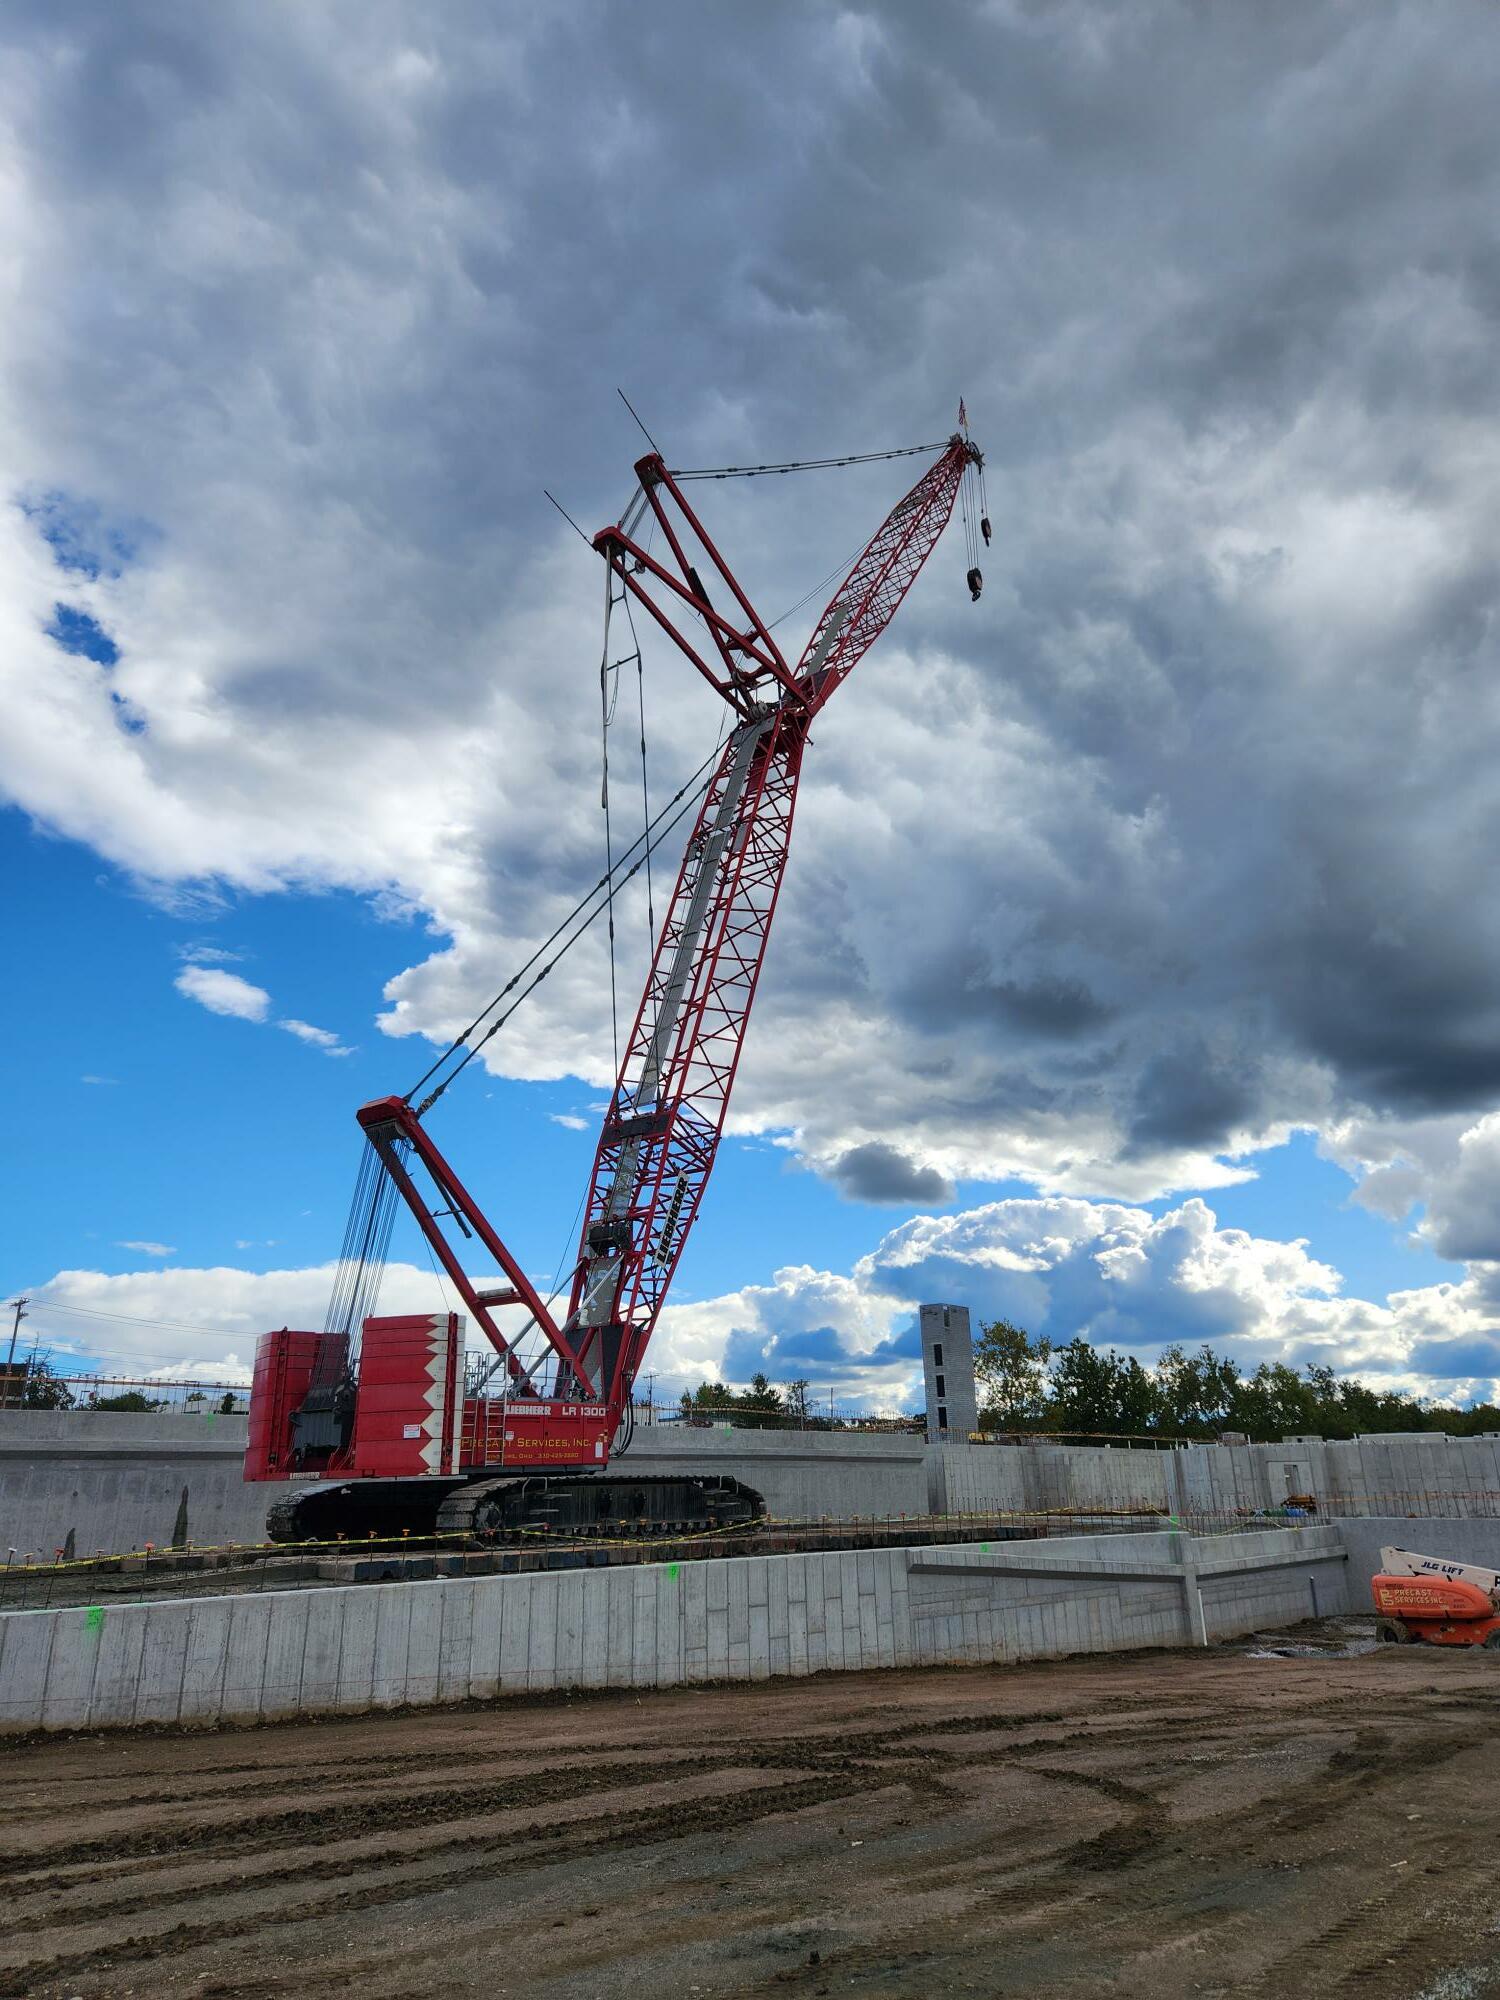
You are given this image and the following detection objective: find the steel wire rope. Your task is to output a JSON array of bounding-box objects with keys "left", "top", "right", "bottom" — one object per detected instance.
[
  {"left": 765, "top": 536, "right": 869, "bottom": 636},
  {"left": 408, "top": 744, "right": 726, "bottom": 1111},
  {"left": 622, "top": 589, "right": 656, "bottom": 957},
  {"left": 600, "top": 571, "right": 622, "bottom": 1079},
  {"left": 401, "top": 736, "right": 728, "bottom": 1109},
  {"left": 668, "top": 439, "right": 949, "bottom": 481}
]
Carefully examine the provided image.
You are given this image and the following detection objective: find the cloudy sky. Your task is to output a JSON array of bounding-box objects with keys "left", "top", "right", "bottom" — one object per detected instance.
[{"left": 6, "top": 1, "right": 1500, "bottom": 1408}]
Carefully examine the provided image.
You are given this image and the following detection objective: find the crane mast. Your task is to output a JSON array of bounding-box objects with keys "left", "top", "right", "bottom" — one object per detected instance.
[{"left": 247, "top": 427, "right": 982, "bottom": 1540}]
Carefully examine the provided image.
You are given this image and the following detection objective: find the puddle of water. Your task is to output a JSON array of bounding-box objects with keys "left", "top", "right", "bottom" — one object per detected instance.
[{"left": 1238, "top": 1617, "right": 1380, "bottom": 1661}]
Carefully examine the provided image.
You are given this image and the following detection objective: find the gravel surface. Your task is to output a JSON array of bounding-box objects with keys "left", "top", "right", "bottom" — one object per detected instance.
[{"left": 3, "top": 1620, "right": 1497, "bottom": 1997}]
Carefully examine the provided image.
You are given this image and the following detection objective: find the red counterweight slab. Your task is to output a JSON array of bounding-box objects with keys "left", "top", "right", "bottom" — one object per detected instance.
[
  {"left": 245, "top": 1329, "right": 325, "bottom": 1480},
  {"left": 350, "top": 1312, "right": 463, "bottom": 1478}
]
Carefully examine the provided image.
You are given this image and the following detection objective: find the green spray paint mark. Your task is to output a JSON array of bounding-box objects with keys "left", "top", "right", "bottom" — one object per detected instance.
[
  {"left": 85, "top": 1606, "right": 105, "bottom": 1635},
  {"left": 980, "top": 1543, "right": 991, "bottom": 1553},
  {"left": 666, "top": 1563, "right": 680, "bottom": 1580}
]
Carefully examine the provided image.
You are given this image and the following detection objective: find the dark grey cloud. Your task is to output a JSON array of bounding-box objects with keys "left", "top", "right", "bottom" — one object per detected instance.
[
  {"left": 829, "top": 1142, "right": 955, "bottom": 1207},
  {"left": 5, "top": 0, "right": 1500, "bottom": 1239}
]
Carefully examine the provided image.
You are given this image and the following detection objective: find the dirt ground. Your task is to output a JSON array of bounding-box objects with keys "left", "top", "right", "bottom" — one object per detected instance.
[{"left": 4, "top": 1621, "right": 1499, "bottom": 1999}]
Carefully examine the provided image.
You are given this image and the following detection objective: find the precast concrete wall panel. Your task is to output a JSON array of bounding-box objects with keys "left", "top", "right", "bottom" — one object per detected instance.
[
  {"left": 928, "top": 1443, "right": 1168, "bottom": 1517},
  {"left": 1332, "top": 1516, "right": 1500, "bottom": 1588},
  {"left": 0, "top": 1526, "right": 1351, "bottom": 1735}
]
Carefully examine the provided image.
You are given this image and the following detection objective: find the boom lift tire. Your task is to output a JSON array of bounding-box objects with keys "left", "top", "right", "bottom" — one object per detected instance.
[{"left": 1375, "top": 1618, "right": 1413, "bottom": 1645}]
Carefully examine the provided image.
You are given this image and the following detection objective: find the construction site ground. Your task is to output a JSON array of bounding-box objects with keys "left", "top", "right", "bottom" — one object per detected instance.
[{"left": 3, "top": 1618, "right": 1496, "bottom": 1999}]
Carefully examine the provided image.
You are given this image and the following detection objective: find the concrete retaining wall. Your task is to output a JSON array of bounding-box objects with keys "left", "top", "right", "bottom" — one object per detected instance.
[
  {"left": 0, "top": 1525, "right": 1347, "bottom": 1734},
  {"left": 1330, "top": 1516, "right": 1500, "bottom": 1589},
  {"left": 0, "top": 1412, "right": 927, "bottom": 1558},
  {"left": 0, "top": 1410, "right": 285, "bottom": 1558},
  {"left": 8, "top": 1406, "right": 1500, "bottom": 1563},
  {"left": 1177, "top": 1435, "right": 1500, "bottom": 1515},
  {"left": 930, "top": 1441, "right": 1171, "bottom": 1515}
]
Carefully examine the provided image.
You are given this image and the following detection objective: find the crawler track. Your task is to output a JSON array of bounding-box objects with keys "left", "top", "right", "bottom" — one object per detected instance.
[{"left": 3, "top": 1629, "right": 1498, "bottom": 1996}]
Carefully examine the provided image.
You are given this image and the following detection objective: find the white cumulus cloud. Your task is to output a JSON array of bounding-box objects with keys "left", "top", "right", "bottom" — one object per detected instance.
[
  {"left": 279, "top": 1018, "right": 354, "bottom": 1057},
  {"left": 23, "top": 1192, "right": 1500, "bottom": 1410},
  {"left": 174, "top": 965, "right": 271, "bottom": 1022}
]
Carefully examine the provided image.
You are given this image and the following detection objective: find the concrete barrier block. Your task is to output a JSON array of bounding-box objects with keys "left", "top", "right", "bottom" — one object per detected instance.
[
  {"left": 803, "top": 1572, "right": 828, "bottom": 1674},
  {"left": 603, "top": 1567, "right": 633, "bottom": 1687},
  {"left": 88, "top": 1602, "right": 150, "bottom": 1727},
  {"left": 839, "top": 1560, "right": 863, "bottom": 1663},
  {"left": 766, "top": 1559, "right": 789, "bottom": 1671},
  {"left": 260, "top": 1592, "right": 313, "bottom": 1719},
  {"left": 578, "top": 1570, "right": 608, "bottom": 1688},
  {"left": 681, "top": 1561, "right": 709, "bottom": 1683},
  {"left": 747, "top": 1590, "right": 770, "bottom": 1682},
  {"left": 221, "top": 1595, "right": 275, "bottom": 1722},
  {"left": 371, "top": 1585, "right": 414, "bottom": 1707},
  {"left": 438, "top": 1581, "right": 476, "bottom": 1700},
  {"left": 467, "top": 1575, "right": 505, "bottom": 1699},
  {"left": 653, "top": 1565, "right": 683, "bottom": 1686},
  {"left": 300, "top": 1592, "right": 348, "bottom": 1710},
  {"left": 873, "top": 1556, "right": 895, "bottom": 1667},
  {"left": 40, "top": 1607, "right": 99, "bottom": 1729},
  {"left": 179, "top": 1598, "right": 233, "bottom": 1725},
  {"left": 496, "top": 1575, "right": 532, "bottom": 1691},
  {"left": 630, "top": 1567, "right": 659, "bottom": 1686},
  {"left": 526, "top": 1575, "right": 560, "bottom": 1690},
  {"left": 786, "top": 1574, "right": 809, "bottom": 1676},
  {"left": 725, "top": 1560, "right": 750, "bottom": 1676},
  {"left": 334, "top": 1586, "right": 378, "bottom": 1711},
  {"left": 405, "top": 1583, "right": 444, "bottom": 1703},
  {"left": 0, "top": 1616, "right": 54, "bottom": 1728},
  {"left": 134, "top": 1602, "right": 191, "bottom": 1724},
  {"left": 547, "top": 1573, "right": 580, "bottom": 1686},
  {"left": 704, "top": 1566, "right": 729, "bottom": 1680}
]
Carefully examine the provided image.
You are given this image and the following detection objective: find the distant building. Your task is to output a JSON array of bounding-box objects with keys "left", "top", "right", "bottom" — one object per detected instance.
[{"left": 919, "top": 1303, "right": 977, "bottom": 1442}]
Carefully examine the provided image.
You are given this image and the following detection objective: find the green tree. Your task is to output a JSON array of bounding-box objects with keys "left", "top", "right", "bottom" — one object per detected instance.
[
  {"left": 1153, "top": 1345, "right": 1240, "bottom": 1438},
  {"left": 974, "top": 1318, "right": 1053, "bottom": 1430},
  {"left": 1048, "top": 1341, "right": 1159, "bottom": 1435},
  {"left": 20, "top": 1356, "right": 75, "bottom": 1410},
  {"left": 733, "top": 1371, "right": 786, "bottom": 1429},
  {"left": 1228, "top": 1362, "right": 1320, "bottom": 1441},
  {"left": 681, "top": 1379, "right": 733, "bottom": 1412},
  {"left": 740, "top": 1371, "right": 783, "bottom": 1412}
]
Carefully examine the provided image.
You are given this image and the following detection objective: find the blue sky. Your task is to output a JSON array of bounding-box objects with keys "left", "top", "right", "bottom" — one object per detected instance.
[
  {"left": 1, "top": 804, "right": 1468, "bottom": 1393},
  {"left": 6, "top": 3, "right": 1500, "bottom": 1408}
]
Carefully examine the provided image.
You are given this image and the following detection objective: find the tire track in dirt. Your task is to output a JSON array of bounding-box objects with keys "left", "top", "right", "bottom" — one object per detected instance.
[{"left": 9, "top": 1646, "right": 1498, "bottom": 2000}]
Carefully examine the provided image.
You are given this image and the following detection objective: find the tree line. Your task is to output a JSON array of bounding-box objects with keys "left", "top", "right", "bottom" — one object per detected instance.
[{"left": 974, "top": 1319, "right": 1500, "bottom": 1442}]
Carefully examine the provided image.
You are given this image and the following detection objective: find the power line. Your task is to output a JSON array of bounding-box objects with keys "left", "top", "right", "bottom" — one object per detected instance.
[{"left": 16, "top": 1304, "right": 258, "bottom": 1336}]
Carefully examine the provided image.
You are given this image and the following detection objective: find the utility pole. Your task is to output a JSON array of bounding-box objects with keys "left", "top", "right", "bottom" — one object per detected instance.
[{"left": 2, "top": 1298, "right": 28, "bottom": 1410}]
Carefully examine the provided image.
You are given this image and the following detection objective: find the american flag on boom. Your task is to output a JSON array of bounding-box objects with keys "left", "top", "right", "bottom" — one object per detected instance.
[{"left": 958, "top": 397, "right": 968, "bottom": 430}]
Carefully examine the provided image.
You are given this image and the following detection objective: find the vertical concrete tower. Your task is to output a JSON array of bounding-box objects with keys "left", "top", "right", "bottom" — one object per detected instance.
[{"left": 920, "top": 1302, "right": 978, "bottom": 1441}]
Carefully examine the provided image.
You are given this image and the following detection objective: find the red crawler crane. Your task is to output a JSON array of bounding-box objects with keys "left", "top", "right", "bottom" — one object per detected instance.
[{"left": 248, "top": 428, "right": 984, "bottom": 1540}]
